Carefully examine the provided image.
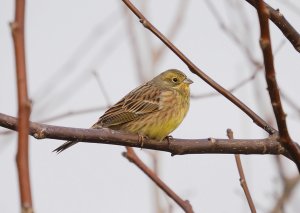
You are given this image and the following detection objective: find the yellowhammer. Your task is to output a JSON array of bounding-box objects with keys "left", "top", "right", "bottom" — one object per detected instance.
[{"left": 53, "top": 69, "right": 193, "bottom": 153}]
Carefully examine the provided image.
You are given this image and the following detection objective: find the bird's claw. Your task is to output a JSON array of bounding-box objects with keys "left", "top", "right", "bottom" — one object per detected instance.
[
  {"left": 138, "top": 134, "right": 148, "bottom": 149},
  {"left": 165, "top": 135, "right": 173, "bottom": 147}
]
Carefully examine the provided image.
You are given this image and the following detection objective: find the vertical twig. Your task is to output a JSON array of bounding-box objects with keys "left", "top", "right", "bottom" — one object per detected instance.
[
  {"left": 147, "top": 151, "right": 164, "bottom": 213},
  {"left": 256, "top": 0, "right": 300, "bottom": 171},
  {"left": 10, "top": 0, "right": 33, "bottom": 212},
  {"left": 227, "top": 129, "right": 256, "bottom": 213},
  {"left": 123, "top": 147, "right": 194, "bottom": 213}
]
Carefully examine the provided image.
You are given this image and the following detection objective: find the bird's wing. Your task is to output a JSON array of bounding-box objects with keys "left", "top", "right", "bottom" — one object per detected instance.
[{"left": 93, "top": 83, "right": 162, "bottom": 128}]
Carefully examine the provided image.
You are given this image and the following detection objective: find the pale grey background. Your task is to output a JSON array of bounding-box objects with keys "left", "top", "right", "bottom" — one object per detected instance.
[{"left": 1, "top": 0, "right": 300, "bottom": 212}]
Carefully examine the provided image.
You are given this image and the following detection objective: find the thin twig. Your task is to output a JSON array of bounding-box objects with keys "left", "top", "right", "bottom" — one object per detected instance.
[
  {"left": 123, "top": 147, "right": 194, "bottom": 213},
  {"left": 227, "top": 129, "right": 256, "bottom": 213},
  {"left": 121, "top": 0, "right": 276, "bottom": 136},
  {"left": 0, "top": 112, "right": 293, "bottom": 158},
  {"left": 256, "top": 0, "right": 300, "bottom": 171},
  {"left": 145, "top": 151, "right": 165, "bottom": 213},
  {"left": 10, "top": 0, "right": 33, "bottom": 212}
]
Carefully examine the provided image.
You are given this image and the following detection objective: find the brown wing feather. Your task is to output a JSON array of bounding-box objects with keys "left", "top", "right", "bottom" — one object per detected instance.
[{"left": 92, "top": 83, "right": 162, "bottom": 128}]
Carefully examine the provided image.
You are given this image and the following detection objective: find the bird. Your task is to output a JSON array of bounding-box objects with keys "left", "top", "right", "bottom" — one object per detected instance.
[{"left": 53, "top": 69, "right": 193, "bottom": 153}]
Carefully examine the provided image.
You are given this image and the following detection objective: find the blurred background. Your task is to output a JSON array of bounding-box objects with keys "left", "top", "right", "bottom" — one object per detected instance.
[{"left": 1, "top": 0, "right": 300, "bottom": 212}]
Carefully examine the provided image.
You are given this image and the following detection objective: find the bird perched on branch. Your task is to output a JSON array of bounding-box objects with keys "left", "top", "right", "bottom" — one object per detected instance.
[{"left": 53, "top": 69, "right": 193, "bottom": 153}]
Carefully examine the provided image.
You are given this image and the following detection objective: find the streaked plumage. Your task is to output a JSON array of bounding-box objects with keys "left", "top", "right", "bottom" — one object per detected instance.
[{"left": 53, "top": 69, "right": 192, "bottom": 153}]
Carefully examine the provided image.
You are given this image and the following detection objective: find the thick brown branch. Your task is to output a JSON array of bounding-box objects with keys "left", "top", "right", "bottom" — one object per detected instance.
[
  {"left": 122, "top": 0, "right": 276, "bottom": 135},
  {"left": 124, "top": 147, "right": 194, "bottom": 213},
  {"left": 10, "top": 0, "right": 33, "bottom": 212},
  {"left": 0, "top": 112, "right": 292, "bottom": 158},
  {"left": 245, "top": 0, "right": 300, "bottom": 53},
  {"left": 256, "top": 0, "right": 300, "bottom": 171}
]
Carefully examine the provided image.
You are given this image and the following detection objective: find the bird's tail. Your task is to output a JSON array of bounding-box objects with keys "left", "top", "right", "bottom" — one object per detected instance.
[
  {"left": 53, "top": 141, "right": 78, "bottom": 154},
  {"left": 53, "top": 123, "right": 101, "bottom": 153}
]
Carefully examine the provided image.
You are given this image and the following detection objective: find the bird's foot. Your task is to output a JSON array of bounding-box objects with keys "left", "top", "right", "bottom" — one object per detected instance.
[
  {"left": 164, "top": 135, "right": 173, "bottom": 147},
  {"left": 138, "top": 134, "right": 148, "bottom": 149}
]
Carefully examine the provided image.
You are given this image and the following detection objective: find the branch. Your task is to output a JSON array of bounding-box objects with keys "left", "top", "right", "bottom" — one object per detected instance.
[
  {"left": 124, "top": 147, "right": 194, "bottom": 213},
  {"left": 256, "top": 0, "right": 300, "bottom": 171},
  {"left": 121, "top": 0, "right": 276, "bottom": 136},
  {"left": 245, "top": 0, "right": 300, "bottom": 53},
  {"left": 10, "top": 0, "right": 33, "bottom": 212},
  {"left": 227, "top": 129, "right": 256, "bottom": 213},
  {"left": 0, "top": 112, "right": 292, "bottom": 158}
]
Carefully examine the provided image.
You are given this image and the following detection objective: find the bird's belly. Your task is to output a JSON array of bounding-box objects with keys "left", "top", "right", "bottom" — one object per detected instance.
[
  {"left": 123, "top": 104, "right": 188, "bottom": 141},
  {"left": 144, "top": 112, "right": 185, "bottom": 140}
]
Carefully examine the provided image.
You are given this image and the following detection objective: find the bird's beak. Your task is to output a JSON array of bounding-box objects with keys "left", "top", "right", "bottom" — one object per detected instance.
[{"left": 184, "top": 78, "right": 193, "bottom": 84}]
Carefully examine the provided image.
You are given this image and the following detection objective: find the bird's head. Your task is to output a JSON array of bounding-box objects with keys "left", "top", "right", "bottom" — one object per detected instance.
[{"left": 153, "top": 69, "right": 193, "bottom": 92}]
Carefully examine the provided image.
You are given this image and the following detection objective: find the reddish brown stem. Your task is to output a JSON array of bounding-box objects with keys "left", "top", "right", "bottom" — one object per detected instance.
[
  {"left": 256, "top": 0, "right": 300, "bottom": 171},
  {"left": 121, "top": 0, "right": 276, "bottom": 135},
  {"left": 227, "top": 129, "right": 256, "bottom": 213},
  {"left": 10, "top": 0, "right": 33, "bottom": 211},
  {"left": 124, "top": 147, "right": 194, "bottom": 213}
]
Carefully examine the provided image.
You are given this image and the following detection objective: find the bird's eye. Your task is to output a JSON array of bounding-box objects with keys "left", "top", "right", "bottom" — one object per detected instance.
[{"left": 172, "top": 77, "right": 178, "bottom": 83}]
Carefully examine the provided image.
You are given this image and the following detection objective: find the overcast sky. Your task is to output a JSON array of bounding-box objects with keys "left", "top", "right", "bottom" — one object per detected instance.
[{"left": 1, "top": 0, "right": 300, "bottom": 212}]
